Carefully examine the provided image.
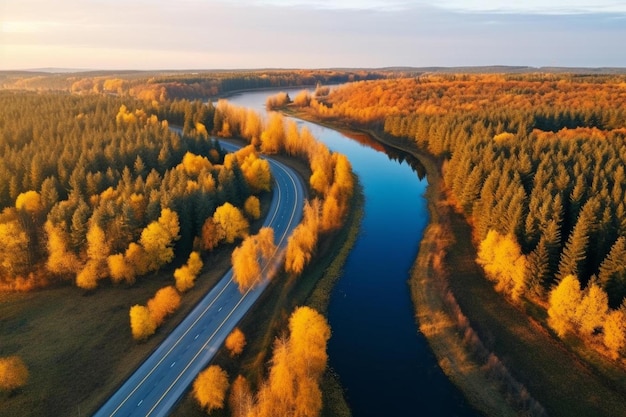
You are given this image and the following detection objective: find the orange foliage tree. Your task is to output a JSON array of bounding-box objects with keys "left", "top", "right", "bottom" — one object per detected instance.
[
  {"left": 477, "top": 230, "right": 528, "bottom": 301},
  {"left": 193, "top": 365, "right": 229, "bottom": 413},
  {"left": 225, "top": 327, "right": 246, "bottom": 357},
  {"left": 231, "top": 227, "right": 276, "bottom": 292},
  {"left": 147, "top": 285, "right": 181, "bottom": 326},
  {"left": 129, "top": 305, "right": 157, "bottom": 341},
  {"left": 174, "top": 251, "right": 203, "bottom": 293},
  {"left": 213, "top": 203, "right": 249, "bottom": 244}
]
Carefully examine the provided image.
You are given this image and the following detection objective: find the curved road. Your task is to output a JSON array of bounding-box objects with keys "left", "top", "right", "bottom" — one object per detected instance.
[{"left": 94, "top": 141, "right": 305, "bottom": 417}]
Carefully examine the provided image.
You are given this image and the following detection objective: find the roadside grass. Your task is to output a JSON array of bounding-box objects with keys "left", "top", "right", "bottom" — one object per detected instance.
[
  {"left": 170, "top": 182, "right": 362, "bottom": 417},
  {"left": 0, "top": 247, "right": 233, "bottom": 417}
]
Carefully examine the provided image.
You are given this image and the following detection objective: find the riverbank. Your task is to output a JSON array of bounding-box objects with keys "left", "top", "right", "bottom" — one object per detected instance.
[{"left": 284, "top": 108, "right": 626, "bottom": 417}]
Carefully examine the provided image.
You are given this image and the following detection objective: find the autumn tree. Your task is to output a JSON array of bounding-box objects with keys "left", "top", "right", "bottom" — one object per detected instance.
[
  {"left": 199, "top": 217, "right": 221, "bottom": 251},
  {"left": 0, "top": 217, "right": 30, "bottom": 279},
  {"left": 232, "top": 227, "right": 276, "bottom": 292},
  {"left": 225, "top": 327, "right": 246, "bottom": 357},
  {"left": 129, "top": 305, "right": 157, "bottom": 341},
  {"left": 477, "top": 230, "right": 528, "bottom": 301},
  {"left": 107, "top": 253, "right": 135, "bottom": 284},
  {"left": 76, "top": 223, "right": 111, "bottom": 290},
  {"left": 285, "top": 200, "right": 320, "bottom": 275},
  {"left": 603, "top": 309, "right": 626, "bottom": 359},
  {"left": 0, "top": 356, "right": 29, "bottom": 392},
  {"left": 229, "top": 375, "right": 253, "bottom": 417},
  {"left": 575, "top": 281, "right": 609, "bottom": 336},
  {"left": 147, "top": 285, "right": 181, "bottom": 326},
  {"left": 244, "top": 195, "right": 261, "bottom": 220},
  {"left": 247, "top": 306, "right": 330, "bottom": 416},
  {"left": 289, "top": 306, "right": 331, "bottom": 379},
  {"left": 260, "top": 112, "right": 285, "bottom": 154},
  {"left": 45, "top": 220, "right": 80, "bottom": 276},
  {"left": 213, "top": 203, "right": 249, "bottom": 244},
  {"left": 193, "top": 365, "right": 229, "bottom": 413},
  {"left": 240, "top": 154, "right": 272, "bottom": 193},
  {"left": 140, "top": 208, "right": 180, "bottom": 272},
  {"left": 548, "top": 275, "right": 583, "bottom": 337},
  {"left": 174, "top": 251, "right": 203, "bottom": 292}
]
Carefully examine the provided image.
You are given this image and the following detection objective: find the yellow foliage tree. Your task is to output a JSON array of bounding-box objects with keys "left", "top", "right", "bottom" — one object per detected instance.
[
  {"left": 178, "top": 152, "right": 212, "bottom": 177},
  {"left": 260, "top": 113, "right": 285, "bottom": 154},
  {"left": 213, "top": 203, "right": 249, "bottom": 244},
  {"left": 193, "top": 365, "right": 229, "bottom": 413},
  {"left": 603, "top": 309, "right": 626, "bottom": 359},
  {"left": 45, "top": 220, "right": 80, "bottom": 276},
  {"left": 124, "top": 242, "right": 149, "bottom": 279},
  {"left": 232, "top": 236, "right": 261, "bottom": 292},
  {"left": 129, "top": 305, "right": 156, "bottom": 341},
  {"left": 288, "top": 306, "right": 331, "bottom": 379},
  {"left": 76, "top": 223, "right": 111, "bottom": 290},
  {"left": 140, "top": 209, "right": 180, "bottom": 272},
  {"left": 0, "top": 356, "right": 29, "bottom": 392},
  {"left": 174, "top": 251, "right": 203, "bottom": 292},
  {"left": 147, "top": 285, "right": 181, "bottom": 326},
  {"left": 229, "top": 375, "right": 253, "bottom": 417},
  {"left": 294, "top": 376, "right": 323, "bottom": 417},
  {"left": 268, "top": 337, "right": 296, "bottom": 414},
  {"left": 476, "top": 230, "right": 528, "bottom": 301},
  {"left": 15, "top": 190, "right": 43, "bottom": 215},
  {"left": 548, "top": 275, "right": 583, "bottom": 337},
  {"left": 231, "top": 228, "right": 276, "bottom": 292},
  {"left": 107, "top": 253, "right": 135, "bottom": 284},
  {"left": 241, "top": 155, "right": 272, "bottom": 193},
  {"left": 0, "top": 219, "right": 30, "bottom": 278},
  {"left": 575, "top": 281, "right": 609, "bottom": 336},
  {"left": 285, "top": 223, "right": 317, "bottom": 275},
  {"left": 225, "top": 327, "right": 246, "bottom": 357},
  {"left": 244, "top": 196, "right": 261, "bottom": 220}
]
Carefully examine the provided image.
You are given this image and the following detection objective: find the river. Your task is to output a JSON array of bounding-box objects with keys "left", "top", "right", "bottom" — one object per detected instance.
[{"left": 226, "top": 88, "right": 478, "bottom": 417}]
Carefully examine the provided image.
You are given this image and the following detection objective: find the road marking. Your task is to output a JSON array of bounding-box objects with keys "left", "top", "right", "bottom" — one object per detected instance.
[
  {"left": 102, "top": 143, "right": 303, "bottom": 417},
  {"left": 194, "top": 334, "right": 199, "bottom": 340},
  {"left": 145, "top": 157, "right": 303, "bottom": 417},
  {"left": 137, "top": 400, "right": 143, "bottom": 407},
  {"left": 170, "top": 362, "right": 175, "bottom": 368}
]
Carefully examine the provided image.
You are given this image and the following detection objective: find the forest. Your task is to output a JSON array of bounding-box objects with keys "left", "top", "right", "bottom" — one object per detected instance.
[
  {"left": 0, "top": 69, "right": 390, "bottom": 101},
  {"left": 0, "top": 79, "right": 354, "bottom": 416},
  {"left": 293, "top": 73, "right": 626, "bottom": 361}
]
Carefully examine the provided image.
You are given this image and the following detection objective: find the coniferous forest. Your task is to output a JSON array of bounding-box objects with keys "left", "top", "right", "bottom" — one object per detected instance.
[{"left": 294, "top": 73, "right": 626, "bottom": 360}]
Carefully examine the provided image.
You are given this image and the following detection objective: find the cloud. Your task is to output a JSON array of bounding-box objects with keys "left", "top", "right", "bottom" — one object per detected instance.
[{"left": 1, "top": 0, "right": 625, "bottom": 70}]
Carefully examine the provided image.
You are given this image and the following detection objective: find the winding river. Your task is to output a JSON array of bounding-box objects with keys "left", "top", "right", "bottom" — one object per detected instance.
[{"left": 227, "top": 89, "right": 478, "bottom": 417}]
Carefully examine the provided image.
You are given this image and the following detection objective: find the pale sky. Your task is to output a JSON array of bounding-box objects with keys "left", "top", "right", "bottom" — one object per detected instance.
[{"left": 1, "top": 0, "right": 625, "bottom": 70}]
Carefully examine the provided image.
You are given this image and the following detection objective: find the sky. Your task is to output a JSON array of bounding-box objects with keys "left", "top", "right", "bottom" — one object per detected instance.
[{"left": 1, "top": 0, "right": 625, "bottom": 70}]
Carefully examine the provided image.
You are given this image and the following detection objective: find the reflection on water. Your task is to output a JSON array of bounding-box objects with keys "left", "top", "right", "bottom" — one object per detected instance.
[{"left": 227, "top": 88, "right": 478, "bottom": 417}]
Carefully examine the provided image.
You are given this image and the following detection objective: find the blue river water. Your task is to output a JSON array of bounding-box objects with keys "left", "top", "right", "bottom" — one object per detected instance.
[{"left": 227, "top": 88, "right": 478, "bottom": 417}]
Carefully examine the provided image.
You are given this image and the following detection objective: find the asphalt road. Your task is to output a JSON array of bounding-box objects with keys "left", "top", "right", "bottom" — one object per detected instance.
[{"left": 94, "top": 141, "right": 304, "bottom": 417}]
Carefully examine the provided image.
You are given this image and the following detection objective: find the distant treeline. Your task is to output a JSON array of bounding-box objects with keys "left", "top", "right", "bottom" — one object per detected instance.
[{"left": 0, "top": 69, "right": 390, "bottom": 101}]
